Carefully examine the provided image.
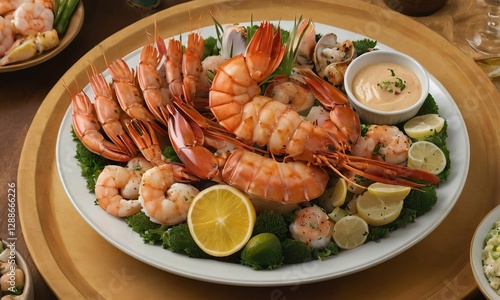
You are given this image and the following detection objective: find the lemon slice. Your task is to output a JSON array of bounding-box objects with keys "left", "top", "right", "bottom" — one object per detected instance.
[
  {"left": 187, "top": 184, "right": 256, "bottom": 257},
  {"left": 332, "top": 215, "right": 369, "bottom": 250},
  {"left": 407, "top": 141, "right": 447, "bottom": 175},
  {"left": 403, "top": 114, "right": 445, "bottom": 140},
  {"left": 356, "top": 192, "right": 404, "bottom": 226},
  {"left": 328, "top": 207, "right": 349, "bottom": 222},
  {"left": 367, "top": 182, "right": 411, "bottom": 203}
]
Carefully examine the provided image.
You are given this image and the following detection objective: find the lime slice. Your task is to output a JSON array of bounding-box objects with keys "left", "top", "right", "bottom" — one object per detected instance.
[
  {"left": 403, "top": 114, "right": 445, "bottom": 140},
  {"left": 187, "top": 184, "right": 256, "bottom": 257},
  {"left": 332, "top": 215, "right": 369, "bottom": 249},
  {"left": 407, "top": 141, "right": 447, "bottom": 175}
]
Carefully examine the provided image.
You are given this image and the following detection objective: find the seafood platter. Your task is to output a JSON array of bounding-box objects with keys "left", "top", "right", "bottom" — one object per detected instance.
[{"left": 55, "top": 15, "right": 470, "bottom": 286}]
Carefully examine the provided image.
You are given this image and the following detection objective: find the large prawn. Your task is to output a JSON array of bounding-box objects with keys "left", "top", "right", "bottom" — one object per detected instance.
[
  {"left": 88, "top": 65, "right": 139, "bottom": 158},
  {"left": 208, "top": 21, "right": 440, "bottom": 188},
  {"left": 137, "top": 39, "right": 172, "bottom": 127},
  {"left": 69, "top": 85, "right": 133, "bottom": 162}
]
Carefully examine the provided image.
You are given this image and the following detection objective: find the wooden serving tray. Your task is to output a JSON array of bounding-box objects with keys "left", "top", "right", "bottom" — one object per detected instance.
[{"left": 18, "top": 0, "right": 500, "bottom": 298}]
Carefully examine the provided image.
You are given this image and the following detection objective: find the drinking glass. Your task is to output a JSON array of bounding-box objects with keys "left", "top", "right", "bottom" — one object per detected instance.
[{"left": 465, "top": 0, "right": 500, "bottom": 55}]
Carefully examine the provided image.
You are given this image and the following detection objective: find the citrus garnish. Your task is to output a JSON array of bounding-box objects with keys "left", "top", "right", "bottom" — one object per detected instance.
[
  {"left": 367, "top": 182, "right": 411, "bottom": 203},
  {"left": 403, "top": 114, "right": 445, "bottom": 140},
  {"left": 355, "top": 191, "right": 405, "bottom": 226},
  {"left": 407, "top": 141, "right": 447, "bottom": 175},
  {"left": 328, "top": 206, "right": 349, "bottom": 223},
  {"left": 330, "top": 178, "right": 348, "bottom": 207},
  {"left": 332, "top": 215, "right": 369, "bottom": 250},
  {"left": 187, "top": 184, "right": 256, "bottom": 257}
]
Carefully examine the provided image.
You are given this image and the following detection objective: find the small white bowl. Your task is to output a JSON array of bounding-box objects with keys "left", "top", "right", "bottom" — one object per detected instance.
[
  {"left": 0, "top": 240, "right": 34, "bottom": 300},
  {"left": 344, "top": 51, "right": 429, "bottom": 125},
  {"left": 471, "top": 205, "right": 500, "bottom": 299}
]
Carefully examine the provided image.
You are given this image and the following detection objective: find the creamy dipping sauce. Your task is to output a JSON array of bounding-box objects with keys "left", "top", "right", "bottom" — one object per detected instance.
[{"left": 352, "top": 62, "right": 421, "bottom": 111}]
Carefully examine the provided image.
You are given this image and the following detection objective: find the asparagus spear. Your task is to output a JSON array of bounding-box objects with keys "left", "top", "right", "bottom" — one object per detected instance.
[
  {"left": 54, "top": 0, "right": 80, "bottom": 37},
  {"left": 53, "top": 0, "right": 67, "bottom": 27}
]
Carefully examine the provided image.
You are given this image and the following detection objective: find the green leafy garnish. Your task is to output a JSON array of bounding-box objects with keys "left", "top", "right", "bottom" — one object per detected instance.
[
  {"left": 353, "top": 38, "right": 378, "bottom": 56},
  {"left": 377, "top": 68, "right": 406, "bottom": 94},
  {"left": 71, "top": 128, "right": 112, "bottom": 192}
]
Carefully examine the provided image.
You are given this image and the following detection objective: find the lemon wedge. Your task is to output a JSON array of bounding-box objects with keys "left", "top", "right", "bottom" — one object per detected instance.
[
  {"left": 332, "top": 215, "right": 369, "bottom": 250},
  {"left": 403, "top": 114, "right": 445, "bottom": 140},
  {"left": 328, "top": 206, "right": 349, "bottom": 223},
  {"left": 330, "top": 178, "right": 348, "bottom": 207},
  {"left": 317, "top": 177, "right": 348, "bottom": 212},
  {"left": 367, "top": 182, "right": 411, "bottom": 203},
  {"left": 407, "top": 141, "right": 447, "bottom": 175},
  {"left": 187, "top": 184, "right": 256, "bottom": 257}
]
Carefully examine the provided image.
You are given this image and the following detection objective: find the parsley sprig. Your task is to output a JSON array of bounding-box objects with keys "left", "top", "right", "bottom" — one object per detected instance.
[{"left": 377, "top": 68, "right": 406, "bottom": 94}]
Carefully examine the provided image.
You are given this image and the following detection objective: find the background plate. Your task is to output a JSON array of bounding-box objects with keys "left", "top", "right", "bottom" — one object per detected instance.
[
  {"left": 0, "top": 1, "right": 84, "bottom": 73},
  {"left": 18, "top": 0, "right": 500, "bottom": 298}
]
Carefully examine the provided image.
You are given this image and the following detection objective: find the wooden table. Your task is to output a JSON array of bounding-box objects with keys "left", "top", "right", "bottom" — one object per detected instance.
[{"left": 1, "top": 0, "right": 498, "bottom": 299}]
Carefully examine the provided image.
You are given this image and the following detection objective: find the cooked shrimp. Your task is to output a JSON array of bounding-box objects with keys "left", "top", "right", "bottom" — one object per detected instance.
[
  {"left": 95, "top": 165, "right": 145, "bottom": 217},
  {"left": 264, "top": 74, "right": 315, "bottom": 114},
  {"left": 137, "top": 42, "right": 171, "bottom": 126},
  {"left": 69, "top": 88, "right": 132, "bottom": 162},
  {"left": 351, "top": 125, "right": 410, "bottom": 165},
  {"left": 88, "top": 66, "right": 139, "bottom": 157},
  {"left": 34, "top": 0, "right": 56, "bottom": 11},
  {"left": 107, "top": 58, "right": 159, "bottom": 125},
  {"left": 165, "top": 38, "right": 183, "bottom": 99},
  {"left": 0, "top": 27, "right": 58, "bottom": 65},
  {"left": 209, "top": 21, "right": 439, "bottom": 188},
  {"left": 0, "top": 0, "right": 31, "bottom": 15},
  {"left": 126, "top": 156, "right": 154, "bottom": 176},
  {"left": 182, "top": 31, "right": 204, "bottom": 104},
  {"left": 289, "top": 205, "right": 333, "bottom": 249},
  {"left": 139, "top": 164, "right": 200, "bottom": 225},
  {"left": 12, "top": 2, "right": 53, "bottom": 36},
  {"left": 0, "top": 15, "right": 14, "bottom": 57}
]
